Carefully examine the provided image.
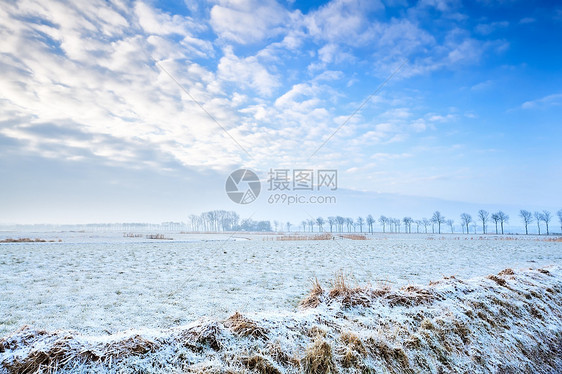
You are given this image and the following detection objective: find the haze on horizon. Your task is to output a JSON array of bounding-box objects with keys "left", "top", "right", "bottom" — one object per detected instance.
[{"left": 0, "top": 0, "right": 561, "bottom": 224}]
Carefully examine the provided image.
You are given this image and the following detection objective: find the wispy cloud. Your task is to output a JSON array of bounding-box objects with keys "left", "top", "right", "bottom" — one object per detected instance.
[{"left": 521, "top": 93, "right": 562, "bottom": 109}]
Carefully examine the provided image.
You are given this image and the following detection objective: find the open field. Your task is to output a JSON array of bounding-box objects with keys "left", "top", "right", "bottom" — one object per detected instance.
[{"left": 1, "top": 232, "right": 561, "bottom": 338}]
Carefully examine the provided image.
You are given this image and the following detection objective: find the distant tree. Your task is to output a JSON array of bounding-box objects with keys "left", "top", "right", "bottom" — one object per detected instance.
[
  {"left": 422, "top": 218, "right": 430, "bottom": 234},
  {"left": 446, "top": 219, "right": 454, "bottom": 233},
  {"left": 366, "top": 214, "right": 375, "bottom": 233},
  {"left": 534, "top": 211, "right": 543, "bottom": 235},
  {"left": 345, "top": 217, "right": 354, "bottom": 232},
  {"left": 357, "top": 217, "right": 364, "bottom": 233},
  {"left": 316, "top": 217, "right": 325, "bottom": 232},
  {"left": 496, "top": 211, "right": 509, "bottom": 235},
  {"left": 301, "top": 221, "right": 307, "bottom": 232},
  {"left": 308, "top": 219, "right": 315, "bottom": 232},
  {"left": 273, "top": 220, "right": 279, "bottom": 232},
  {"left": 395, "top": 218, "right": 401, "bottom": 233},
  {"left": 541, "top": 210, "right": 552, "bottom": 235},
  {"left": 558, "top": 209, "right": 562, "bottom": 233},
  {"left": 471, "top": 222, "right": 478, "bottom": 234},
  {"left": 460, "top": 213, "right": 472, "bottom": 234},
  {"left": 478, "top": 210, "right": 489, "bottom": 234},
  {"left": 415, "top": 220, "right": 422, "bottom": 233},
  {"left": 379, "top": 215, "right": 388, "bottom": 233},
  {"left": 431, "top": 211, "right": 445, "bottom": 234},
  {"left": 519, "top": 210, "right": 533, "bottom": 235},
  {"left": 286, "top": 222, "right": 292, "bottom": 232},
  {"left": 403, "top": 217, "right": 413, "bottom": 233},
  {"left": 491, "top": 213, "right": 500, "bottom": 234},
  {"left": 336, "top": 216, "right": 345, "bottom": 232},
  {"left": 328, "top": 217, "right": 336, "bottom": 233}
]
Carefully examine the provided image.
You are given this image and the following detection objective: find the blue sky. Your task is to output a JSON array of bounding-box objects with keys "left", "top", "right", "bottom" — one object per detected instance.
[{"left": 0, "top": 0, "right": 561, "bottom": 224}]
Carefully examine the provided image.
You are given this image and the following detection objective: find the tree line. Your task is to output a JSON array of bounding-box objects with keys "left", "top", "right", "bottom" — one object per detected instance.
[{"left": 188, "top": 209, "right": 562, "bottom": 235}]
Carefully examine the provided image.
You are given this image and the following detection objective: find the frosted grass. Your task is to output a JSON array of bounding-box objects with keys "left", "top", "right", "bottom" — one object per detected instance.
[{"left": 1, "top": 233, "right": 561, "bottom": 336}]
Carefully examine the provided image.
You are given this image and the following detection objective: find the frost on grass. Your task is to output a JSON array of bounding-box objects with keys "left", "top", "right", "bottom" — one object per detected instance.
[{"left": 2, "top": 267, "right": 562, "bottom": 373}]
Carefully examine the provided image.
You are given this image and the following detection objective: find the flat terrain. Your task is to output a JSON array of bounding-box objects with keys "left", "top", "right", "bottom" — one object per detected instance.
[{"left": 1, "top": 232, "right": 561, "bottom": 336}]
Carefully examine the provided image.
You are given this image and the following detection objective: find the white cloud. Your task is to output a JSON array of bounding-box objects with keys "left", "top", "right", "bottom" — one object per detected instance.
[
  {"left": 475, "top": 21, "right": 509, "bottom": 35},
  {"left": 521, "top": 93, "right": 562, "bottom": 109},
  {"left": 210, "top": 0, "right": 289, "bottom": 44},
  {"left": 217, "top": 47, "right": 280, "bottom": 96}
]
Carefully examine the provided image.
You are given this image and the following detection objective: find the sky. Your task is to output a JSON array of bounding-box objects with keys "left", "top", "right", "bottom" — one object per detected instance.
[{"left": 0, "top": 0, "right": 561, "bottom": 225}]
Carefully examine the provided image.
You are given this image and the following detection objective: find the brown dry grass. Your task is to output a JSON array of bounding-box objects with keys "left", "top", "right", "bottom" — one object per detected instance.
[
  {"left": 328, "top": 273, "right": 371, "bottom": 308},
  {"left": 301, "top": 338, "right": 337, "bottom": 374},
  {"left": 487, "top": 275, "right": 507, "bottom": 287},
  {"left": 300, "top": 279, "right": 324, "bottom": 308},
  {"left": 0, "top": 238, "right": 60, "bottom": 243},
  {"left": 498, "top": 268, "right": 515, "bottom": 276},
  {"left": 224, "top": 312, "right": 269, "bottom": 339},
  {"left": 275, "top": 234, "right": 333, "bottom": 241},
  {"left": 1, "top": 331, "right": 158, "bottom": 373},
  {"left": 338, "top": 331, "right": 366, "bottom": 368},
  {"left": 241, "top": 355, "right": 281, "bottom": 374},
  {"left": 179, "top": 321, "right": 224, "bottom": 350},
  {"left": 340, "top": 234, "right": 367, "bottom": 240}
]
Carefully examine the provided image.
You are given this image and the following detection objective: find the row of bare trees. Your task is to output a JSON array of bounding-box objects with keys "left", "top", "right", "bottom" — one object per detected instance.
[
  {"left": 292, "top": 209, "right": 562, "bottom": 235},
  {"left": 188, "top": 208, "right": 562, "bottom": 234}
]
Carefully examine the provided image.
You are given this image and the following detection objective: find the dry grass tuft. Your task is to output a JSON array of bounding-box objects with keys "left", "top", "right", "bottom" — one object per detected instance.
[
  {"left": 301, "top": 338, "right": 337, "bottom": 374},
  {"left": 487, "top": 275, "right": 507, "bottom": 287},
  {"left": 267, "top": 341, "right": 300, "bottom": 367},
  {"left": 498, "top": 268, "right": 515, "bottom": 276},
  {"left": 180, "top": 321, "right": 224, "bottom": 350},
  {"left": 328, "top": 273, "right": 371, "bottom": 308},
  {"left": 300, "top": 279, "right": 324, "bottom": 308},
  {"left": 339, "top": 332, "right": 366, "bottom": 356},
  {"left": 103, "top": 334, "right": 159, "bottom": 360},
  {"left": 241, "top": 355, "right": 281, "bottom": 374},
  {"left": 385, "top": 286, "right": 435, "bottom": 307},
  {"left": 338, "top": 331, "right": 367, "bottom": 368},
  {"left": 224, "top": 312, "right": 269, "bottom": 339},
  {"left": 365, "top": 338, "right": 411, "bottom": 373}
]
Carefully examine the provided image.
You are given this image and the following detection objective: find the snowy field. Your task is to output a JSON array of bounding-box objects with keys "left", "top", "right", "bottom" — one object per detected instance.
[{"left": 1, "top": 231, "right": 561, "bottom": 338}]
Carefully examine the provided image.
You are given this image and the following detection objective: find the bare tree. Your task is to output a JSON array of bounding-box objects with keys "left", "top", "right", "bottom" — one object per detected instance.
[
  {"left": 366, "top": 214, "right": 375, "bottom": 234},
  {"left": 558, "top": 209, "right": 562, "bottom": 233},
  {"left": 316, "top": 217, "right": 325, "bottom": 232},
  {"left": 460, "top": 213, "right": 472, "bottom": 234},
  {"left": 403, "top": 217, "right": 413, "bottom": 233},
  {"left": 344, "top": 218, "right": 352, "bottom": 232},
  {"left": 496, "top": 211, "right": 509, "bottom": 235},
  {"left": 534, "top": 211, "right": 543, "bottom": 235},
  {"left": 478, "top": 210, "right": 489, "bottom": 234},
  {"left": 308, "top": 219, "right": 315, "bottom": 232},
  {"left": 432, "top": 211, "right": 445, "bottom": 234},
  {"left": 519, "top": 210, "right": 533, "bottom": 235},
  {"left": 446, "top": 219, "right": 454, "bottom": 233},
  {"left": 491, "top": 213, "right": 500, "bottom": 234},
  {"left": 541, "top": 210, "right": 552, "bottom": 235},
  {"left": 301, "top": 221, "right": 307, "bottom": 232},
  {"left": 336, "top": 216, "right": 345, "bottom": 232},
  {"left": 328, "top": 217, "right": 336, "bottom": 233},
  {"left": 286, "top": 222, "right": 292, "bottom": 232},
  {"left": 415, "top": 220, "right": 422, "bottom": 233},
  {"left": 357, "top": 217, "right": 364, "bottom": 233},
  {"left": 379, "top": 215, "right": 388, "bottom": 233},
  {"left": 422, "top": 218, "right": 430, "bottom": 234}
]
